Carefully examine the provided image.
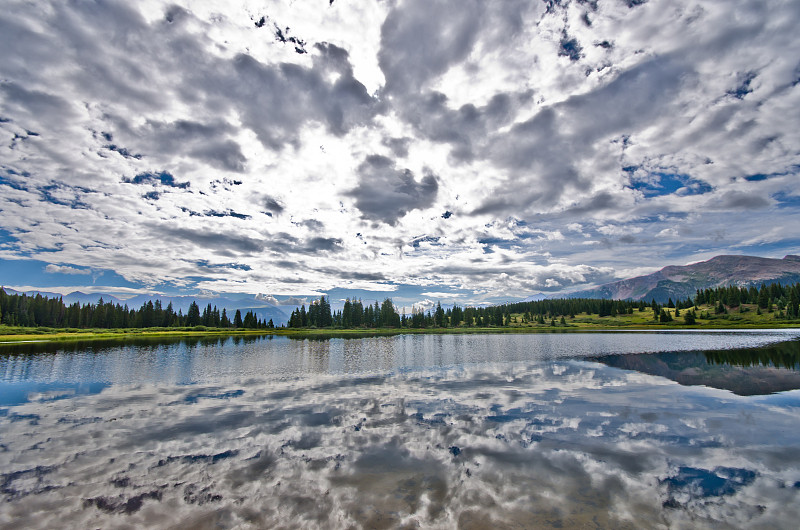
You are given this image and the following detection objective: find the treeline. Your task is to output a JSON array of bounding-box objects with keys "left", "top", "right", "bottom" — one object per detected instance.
[
  {"left": 287, "top": 281, "right": 800, "bottom": 329},
  {"left": 2, "top": 280, "right": 798, "bottom": 331},
  {"left": 286, "top": 296, "right": 672, "bottom": 329},
  {"left": 288, "top": 297, "right": 402, "bottom": 328},
  {"left": 694, "top": 282, "right": 800, "bottom": 317},
  {"left": 0, "top": 288, "right": 275, "bottom": 329},
  {"left": 704, "top": 341, "right": 800, "bottom": 370}
]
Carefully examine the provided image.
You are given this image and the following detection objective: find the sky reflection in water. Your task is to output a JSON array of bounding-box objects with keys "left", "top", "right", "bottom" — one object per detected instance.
[{"left": 1, "top": 331, "right": 800, "bottom": 528}]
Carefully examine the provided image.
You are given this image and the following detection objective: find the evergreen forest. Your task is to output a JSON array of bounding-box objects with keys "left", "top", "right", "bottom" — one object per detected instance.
[{"left": 1, "top": 280, "right": 797, "bottom": 331}]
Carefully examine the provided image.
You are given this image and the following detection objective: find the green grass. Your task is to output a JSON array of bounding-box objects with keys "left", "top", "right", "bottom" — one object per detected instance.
[
  {"left": 1, "top": 304, "right": 798, "bottom": 344},
  {"left": 506, "top": 304, "right": 800, "bottom": 329},
  {"left": 0, "top": 325, "right": 276, "bottom": 343}
]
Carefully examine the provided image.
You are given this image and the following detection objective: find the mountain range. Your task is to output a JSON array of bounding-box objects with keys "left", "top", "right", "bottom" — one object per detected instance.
[
  {"left": 565, "top": 254, "right": 800, "bottom": 303},
  {"left": 5, "top": 254, "right": 800, "bottom": 319}
]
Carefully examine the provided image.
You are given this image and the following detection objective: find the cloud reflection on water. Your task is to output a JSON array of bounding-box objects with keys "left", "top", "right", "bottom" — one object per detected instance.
[{"left": 2, "top": 351, "right": 800, "bottom": 528}]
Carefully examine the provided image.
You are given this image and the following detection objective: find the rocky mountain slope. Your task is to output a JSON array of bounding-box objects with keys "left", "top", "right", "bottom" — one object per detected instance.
[{"left": 567, "top": 254, "right": 800, "bottom": 303}]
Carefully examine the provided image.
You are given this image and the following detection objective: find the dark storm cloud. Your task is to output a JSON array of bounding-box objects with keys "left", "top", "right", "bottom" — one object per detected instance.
[
  {"left": 400, "top": 90, "right": 531, "bottom": 164},
  {"left": 307, "top": 237, "right": 343, "bottom": 252},
  {"left": 156, "top": 226, "right": 265, "bottom": 255},
  {"left": 228, "top": 42, "right": 378, "bottom": 149},
  {"left": 189, "top": 140, "right": 246, "bottom": 172},
  {"left": 1, "top": 2, "right": 164, "bottom": 114},
  {"left": 261, "top": 196, "right": 285, "bottom": 216},
  {"left": 502, "top": 56, "right": 687, "bottom": 165},
  {"left": 346, "top": 155, "right": 438, "bottom": 225},
  {"left": 714, "top": 191, "right": 771, "bottom": 210},
  {"left": 438, "top": 264, "right": 509, "bottom": 277},
  {"left": 373, "top": 1, "right": 698, "bottom": 223},
  {"left": 297, "top": 219, "right": 324, "bottom": 231},
  {"left": 114, "top": 119, "right": 246, "bottom": 173},
  {"left": 121, "top": 120, "right": 247, "bottom": 172},
  {"left": 0, "top": 82, "right": 76, "bottom": 128},
  {"left": 377, "top": 1, "right": 534, "bottom": 163},
  {"left": 263, "top": 233, "right": 343, "bottom": 255},
  {"left": 473, "top": 55, "right": 689, "bottom": 214},
  {"left": 313, "top": 266, "right": 388, "bottom": 282},
  {"left": 560, "top": 193, "right": 621, "bottom": 216},
  {"left": 4, "top": 3, "right": 380, "bottom": 158},
  {"left": 379, "top": 0, "right": 484, "bottom": 95},
  {"left": 382, "top": 136, "right": 412, "bottom": 158}
]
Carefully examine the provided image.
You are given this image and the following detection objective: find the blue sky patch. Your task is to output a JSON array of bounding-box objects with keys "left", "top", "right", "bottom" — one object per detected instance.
[
  {"left": 0, "top": 170, "right": 30, "bottom": 191},
  {"left": 195, "top": 260, "right": 252, "bottom": 272},
  {"left": 744, "top": 165, "right": 800, "bottom": 182},
  {"left": 126, "top": 171, "right": 190, "bottom": 189},
  {"left": 38, "top": 183, "right": 91, "bottom": 209},
  {"left": 726, "top": 71, "right": 757, "bottom": 100},
  {"left": 628, "top": 172, "right": 713, "bottom": 197},
  {"left": 411, "top": 236, "right": 440, "bottom": 248},
  {"left": 772, "top": 192, "right": 800, "bottom": 209},
  {"left": 0, "top": 228, "right": 16, "bottom": 246},
  {"left": 0, "top": 259, "right": 140, "bottom": 291},
  {"left": 734, "top": 238, "right": 800, "bottom": 256}
]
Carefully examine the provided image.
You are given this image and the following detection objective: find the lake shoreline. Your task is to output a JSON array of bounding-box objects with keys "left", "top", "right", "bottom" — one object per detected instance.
[{"left": 3, "top": 321, "right": 800, "bottom": 344}]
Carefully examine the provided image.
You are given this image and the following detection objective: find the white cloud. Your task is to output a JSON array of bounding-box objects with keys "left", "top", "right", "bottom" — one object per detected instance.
[
  {"left": 421, "top": 291, "right": 462, "bottom": 298},
  {"left": 44, "top": 264, "right": 91, "bottom": 275},
  {"left": 0, "top": 0, "right": 798, "bottom": 300},
  {"left": 4, "top": 285, "right": 160, "bottom": 299}
]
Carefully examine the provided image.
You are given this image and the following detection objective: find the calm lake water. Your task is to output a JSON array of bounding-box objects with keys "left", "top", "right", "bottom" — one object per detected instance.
[{"left": 2, "top": 330, "right": 800, "bottom": 528}]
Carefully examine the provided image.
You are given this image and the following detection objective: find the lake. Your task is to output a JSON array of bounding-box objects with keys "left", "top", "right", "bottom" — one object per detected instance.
[{"left": 2, "top": 330, "right": 800, "bottom": 528}]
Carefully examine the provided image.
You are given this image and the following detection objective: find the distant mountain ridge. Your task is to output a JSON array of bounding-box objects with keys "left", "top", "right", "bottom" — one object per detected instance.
[{"left": 566, "top": 254, "right": 800, "bottom": 303}]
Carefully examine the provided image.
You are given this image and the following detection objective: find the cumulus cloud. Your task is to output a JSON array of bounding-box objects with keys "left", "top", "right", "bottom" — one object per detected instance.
[
  {"left": 0, "top": 0, "right": 798, "bottom": 300},
  {"left": 256, "top": 294, "right": 309, "bottom": 306},
  {"left": 346, "top": 155, "right": 438, "bottom": 225},
  {"left": 44, "top": 264, "right": 91, "bottom": 275},
  {"left": 254, "top": 293, "right": 280, "bottom": 305},
  {"left": 124, "top": 120, "right": 247, "bottom": 173}
]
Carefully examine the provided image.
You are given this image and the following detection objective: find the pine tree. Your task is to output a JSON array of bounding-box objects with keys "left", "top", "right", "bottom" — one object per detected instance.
[
  {"left": 187, "top": 301, "right": 200, "bottom": 326},
  {"left": 434, "top": 302, "right": 445, "bottom": 327}
]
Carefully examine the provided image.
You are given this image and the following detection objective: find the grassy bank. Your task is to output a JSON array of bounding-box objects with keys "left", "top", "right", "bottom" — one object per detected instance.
[
  {"left": 0, "top": 325, "right": 276, "bottom": 343},
  {"left": 507, "top": 303, "right": 800, "bottom": 330},
  {"left": 1, "top": 303, "right": 798, "bottom": 344}
]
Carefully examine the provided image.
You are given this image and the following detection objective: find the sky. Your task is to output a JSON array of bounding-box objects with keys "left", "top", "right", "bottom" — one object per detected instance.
[{"left": 1, "top": 0, "right": 799, "bottom": 310}]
